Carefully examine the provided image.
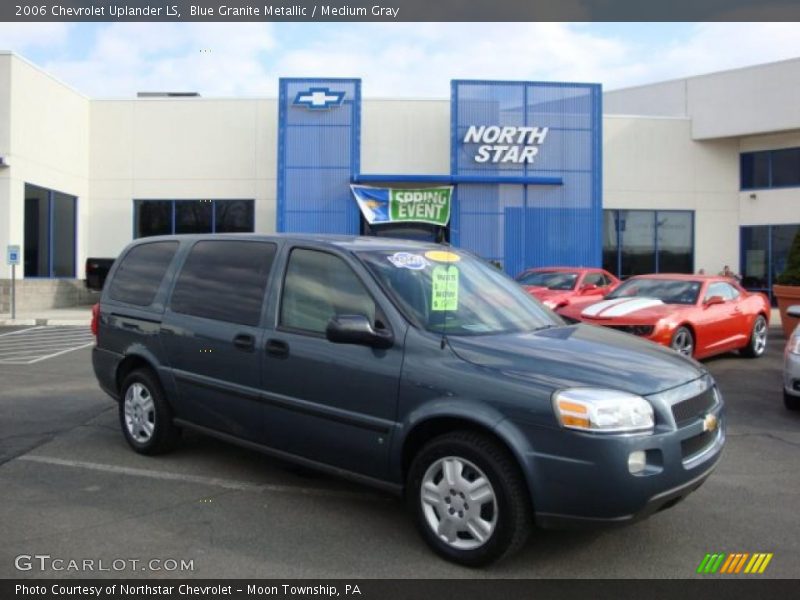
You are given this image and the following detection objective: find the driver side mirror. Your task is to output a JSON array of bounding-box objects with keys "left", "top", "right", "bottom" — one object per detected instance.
[
  {"left": 326, "top": 315, "right": 394, "bottom": 349},
  {"left": 704, "top": 295, "right": 725, "bottom": 306},
  {"left": 580, "top": 284, "right": 599, "bottom": 294}
]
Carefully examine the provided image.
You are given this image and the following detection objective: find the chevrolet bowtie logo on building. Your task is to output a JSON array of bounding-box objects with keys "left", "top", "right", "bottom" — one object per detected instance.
[
  {"left": 697, "top": 552, "right": 774, "bottom": 574},
  {"left": 293, "top": 87, "right": 345, "bottom": 110}
]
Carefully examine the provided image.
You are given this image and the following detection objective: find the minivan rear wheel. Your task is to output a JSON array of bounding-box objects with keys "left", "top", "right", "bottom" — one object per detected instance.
[
  {"left": 119, "top": 369, "right": 180, "bottom": 455},
  {"left": 407, "top": 431, "right": 531, "bottom": 566}
]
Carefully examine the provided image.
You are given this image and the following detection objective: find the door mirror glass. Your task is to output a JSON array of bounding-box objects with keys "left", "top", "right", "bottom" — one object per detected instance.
[{"left": 326, "top": 315, "right": 393, "bottom": 349}]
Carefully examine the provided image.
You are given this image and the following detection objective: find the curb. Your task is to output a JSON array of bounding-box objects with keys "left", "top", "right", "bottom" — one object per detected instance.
[{"left": 0, "top": 319, "right": 91, "bottom": 326}]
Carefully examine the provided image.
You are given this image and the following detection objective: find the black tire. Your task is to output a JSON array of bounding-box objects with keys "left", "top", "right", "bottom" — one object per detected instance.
[
  {"left": 119, "top": 369, "right": 180, "bottom": 455},
  {"left": 785, "top": 390, "right": 800, "bottom": 411},
  {"left": 406, "top": 431, "right": 532, "bottom": 567},
  {"left": 670, "top": 326, "right": 695, "bottom": 357},
  {"left": 740, "top": 315, "right": 768, "bottom": 358}
]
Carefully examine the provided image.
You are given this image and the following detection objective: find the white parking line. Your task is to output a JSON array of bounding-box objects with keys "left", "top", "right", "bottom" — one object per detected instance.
[
  {"left": 17, "top": 455, "right": 377, "bottom": 500},
  {"left": 0, "top": 326, "right": 95, "bottom": 364}
]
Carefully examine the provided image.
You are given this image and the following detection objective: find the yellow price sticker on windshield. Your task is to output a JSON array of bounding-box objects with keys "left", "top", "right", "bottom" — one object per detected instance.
[
  {"left": 425, "top": 250, "right": 461, "bottom": 263},
  {"left": 432, "top": 265, "right": 459, "bottom": 311}
]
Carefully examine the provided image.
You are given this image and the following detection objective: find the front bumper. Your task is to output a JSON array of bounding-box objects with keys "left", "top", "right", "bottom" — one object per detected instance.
[
  {"left": 510, "top": 384, "right": 725, "bottom": 528},
  {"left": 784, "top": 351, "right": 800, "bottom": 397}
]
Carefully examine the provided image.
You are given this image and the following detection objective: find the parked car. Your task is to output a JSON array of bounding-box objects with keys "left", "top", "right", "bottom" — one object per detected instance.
[
  {"left": 558, "top": 274, "right": 770, "bottom": 360},
  {"left": 92, "top": 236, "right": 725, "bottom": 566},
  {"left": 85, "top": 257, "right": 115, "bottom": 291},
  {"left": 515, "top": 267, "right": 619, "bottom": 310},
  {"left": 784, "top": 305, "right": 800, "bottom": 411}
]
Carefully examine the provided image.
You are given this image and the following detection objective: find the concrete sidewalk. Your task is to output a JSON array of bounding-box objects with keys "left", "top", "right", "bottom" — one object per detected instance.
[{"left": 0, "top": 307, "right": 93, "bottom": 326}]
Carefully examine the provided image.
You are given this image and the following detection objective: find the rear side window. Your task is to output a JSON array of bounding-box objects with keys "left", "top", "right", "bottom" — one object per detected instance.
[
  {"left": 170, "top": 240, "right": 276, "bottom": 326},
  {"left": 108, "top": 242, "right": 179, "bottom": 306}
]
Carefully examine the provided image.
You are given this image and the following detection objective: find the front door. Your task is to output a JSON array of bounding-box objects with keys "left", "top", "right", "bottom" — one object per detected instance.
[{"left": 260, "top": 247, "right": 404, "bottom": 479}]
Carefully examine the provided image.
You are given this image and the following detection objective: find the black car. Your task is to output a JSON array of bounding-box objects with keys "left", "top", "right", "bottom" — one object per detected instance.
[{"left": 92, "top": 234, "right": 725, "bottom": 566}]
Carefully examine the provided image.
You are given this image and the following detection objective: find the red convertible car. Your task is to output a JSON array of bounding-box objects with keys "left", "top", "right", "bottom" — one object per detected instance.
[
  {"left": 557, "top": 274, "right": 771, "bottom": 360},
  {"left": 515, "top": 267, "right": 619, "bottom": 310}
]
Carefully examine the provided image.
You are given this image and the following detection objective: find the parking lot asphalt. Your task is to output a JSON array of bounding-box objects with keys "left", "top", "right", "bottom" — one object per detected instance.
[{"left": 0, "top": 325, "right": 798, "bottom": 579}]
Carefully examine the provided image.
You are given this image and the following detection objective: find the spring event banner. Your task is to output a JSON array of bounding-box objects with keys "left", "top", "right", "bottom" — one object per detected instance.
[{"left": 351, "top": 185, "right": 452, "bottom": 226}]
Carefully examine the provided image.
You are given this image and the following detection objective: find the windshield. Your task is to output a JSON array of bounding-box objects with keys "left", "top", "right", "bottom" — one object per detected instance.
[
  {"left": 605, "top": 278, "right": 701, "bottom": 305},
  {"left": 516, "top": 270, "right": 578, "bottom": 290},
  {"left": 357, "top": 249, "right": 561, "bottom": 336}
]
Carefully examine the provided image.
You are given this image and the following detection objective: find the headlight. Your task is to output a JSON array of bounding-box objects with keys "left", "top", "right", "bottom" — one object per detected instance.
[
  {"left": 788, "top": 329, "right": 800, "bottom": 355},
  {"left": 552, "top": 388, "right": 654, "bottom": 434},
  {"left": 543, "top": 299, "right": 566, "bottom": 310}
]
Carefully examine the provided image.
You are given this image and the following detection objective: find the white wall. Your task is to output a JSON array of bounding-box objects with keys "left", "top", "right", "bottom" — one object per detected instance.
[
  {"left": 603, "top": 115, "right": 741, "bottom": 274},
  {"left": 0, "top": 54, "right": 89, "bottom": 280},
  {"left": 361, "top": 99, "right": 450, "bottom": 174},
  {"left": 606, "top": 58, "right": 800, "bottom": 141},
  {"left": 0, "top": 56, "right": 12, "bottom": 280},
  {"left": 88, "top": 98, "right": 277, "bottom": 258}
]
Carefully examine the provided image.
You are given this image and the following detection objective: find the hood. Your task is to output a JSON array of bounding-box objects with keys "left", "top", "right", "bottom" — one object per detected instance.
[
  {"left": 524, "top": 287, "right": 570, "bottom": 301},
  {"left": 447, "top": 324, "right": 705, "bottom": 396},
  {"left": 580, "top": 297, "right": 686, "bottom": 321}
]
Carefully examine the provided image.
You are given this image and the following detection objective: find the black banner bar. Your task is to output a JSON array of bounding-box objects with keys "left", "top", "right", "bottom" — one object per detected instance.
[
  {"left": 4, "top": 0, "right": 800, "bottom": 22},
  {"left": 4, "top": 580, "right": 800, "bottom": 600}
]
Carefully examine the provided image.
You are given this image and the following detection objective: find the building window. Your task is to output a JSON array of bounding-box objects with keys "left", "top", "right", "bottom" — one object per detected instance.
[
  {"left": 741, "top": 147, "right": 800, "bottom": 190},
  {"left": 24, "top": 183, "right": 77, "bottom": 278},
  {"left": 603, "top": 210, "right": 694, "bottom": 279},
  {"left": 134, "top": 200, "right": 255, "bottom": 238},
  {"left": 741, "top": 223, "right": 800, "bottom": 303}
]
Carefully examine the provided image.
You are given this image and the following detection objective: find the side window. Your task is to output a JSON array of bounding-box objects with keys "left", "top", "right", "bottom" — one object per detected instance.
[
  {"left": 170, "top": 241, "right": 276, "bottom": 326},
  {"left": 706, "top": 282, "right": 739, "bottom": 302},
  {"left": 280, "top": 249, "right": 377, "bottom": 335},
  {"left": 583, "top": 273, "right": 604, "bottom": 287},
  {"left": 108, "top": 241, "right": 178, "bottom": 306}
]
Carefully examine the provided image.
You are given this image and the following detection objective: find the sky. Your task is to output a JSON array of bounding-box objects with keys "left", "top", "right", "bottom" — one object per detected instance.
[{"left": 1, "top": 22, "right": 800, "bottom": 98}]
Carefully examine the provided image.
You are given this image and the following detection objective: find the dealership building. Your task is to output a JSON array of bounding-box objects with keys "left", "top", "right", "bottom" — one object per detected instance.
[{"left": 1, "top": 51, "right": 799, "bottom": 312}]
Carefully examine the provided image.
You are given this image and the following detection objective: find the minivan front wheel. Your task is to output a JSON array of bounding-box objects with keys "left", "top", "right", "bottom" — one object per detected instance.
[
  {"left": 119, "top": 369, "right": 179, "bottom": 455},
  {"left": 407, "top": 431, "right": 531, "bottom": 566}
]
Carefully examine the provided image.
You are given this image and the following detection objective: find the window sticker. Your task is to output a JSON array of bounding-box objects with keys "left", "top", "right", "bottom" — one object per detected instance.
[
  {"left": 425, "top": 250, "right": 461, "bottom": 263},
  {"left": 387, "top": 252, "right": 429, "bottom": 270},
  {"left": 432, "top": 265, "right": 459, "bottom": 311}
]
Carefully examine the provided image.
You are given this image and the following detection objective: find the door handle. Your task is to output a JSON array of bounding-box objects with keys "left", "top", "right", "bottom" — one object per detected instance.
[
  {"left": 265, "top": 338, "right": 290, "bottom": 358},
  {"left": 233, "top": 333, "right": 256, "bottom": 352}
]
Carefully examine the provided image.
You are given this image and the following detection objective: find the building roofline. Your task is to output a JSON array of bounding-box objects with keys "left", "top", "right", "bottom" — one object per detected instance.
[
  {"left": 0, "top": 50, "right": 90, "bottom": 100},
  {"left": 606, "top": 55, "right": 800, "bottom": 94}
]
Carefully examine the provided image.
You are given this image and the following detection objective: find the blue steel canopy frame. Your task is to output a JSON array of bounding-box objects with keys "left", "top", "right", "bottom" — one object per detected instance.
[{"left": 276, "top": 77, "right": 602, "bottom": 277}]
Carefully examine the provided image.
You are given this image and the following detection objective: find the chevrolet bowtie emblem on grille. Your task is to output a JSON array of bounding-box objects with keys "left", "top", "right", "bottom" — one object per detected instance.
[
  {"left": 703, "top": 413, "right": 718, "bottom": 432},
  {"left": 293, "top": 87, "right": 345, "bottom": 110}
]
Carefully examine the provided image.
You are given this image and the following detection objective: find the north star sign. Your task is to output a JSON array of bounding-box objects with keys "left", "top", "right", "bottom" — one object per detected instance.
[{"left": 463, "top": 125, "right": 549, "bottom": 164}]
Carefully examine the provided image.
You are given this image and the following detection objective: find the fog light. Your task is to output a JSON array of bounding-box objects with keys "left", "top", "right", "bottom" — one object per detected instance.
[{"left": 628, "top": 450, "right": 647, "bottom": 474}]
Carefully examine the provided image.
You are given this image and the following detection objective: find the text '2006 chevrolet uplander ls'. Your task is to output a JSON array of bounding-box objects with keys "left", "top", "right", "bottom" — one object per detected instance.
[{"left": 92, "top": 234, "right": 725, "bottom": 566}]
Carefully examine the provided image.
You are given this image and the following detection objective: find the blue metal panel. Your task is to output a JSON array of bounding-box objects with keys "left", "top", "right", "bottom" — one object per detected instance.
[
  {"left": 451, "top": 80, "right": 602, "bottom": 274},
  {"left": 278, "top": 78, "right": 361, "bottom": 234}
]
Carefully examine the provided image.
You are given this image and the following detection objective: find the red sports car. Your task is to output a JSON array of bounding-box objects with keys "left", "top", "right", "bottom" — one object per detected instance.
[
  {"left": 515, "top": 267, "right": 620, "bottom": 311},
  {"left": 557, "top": 274, "right": 771, "bottom": 360}
]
